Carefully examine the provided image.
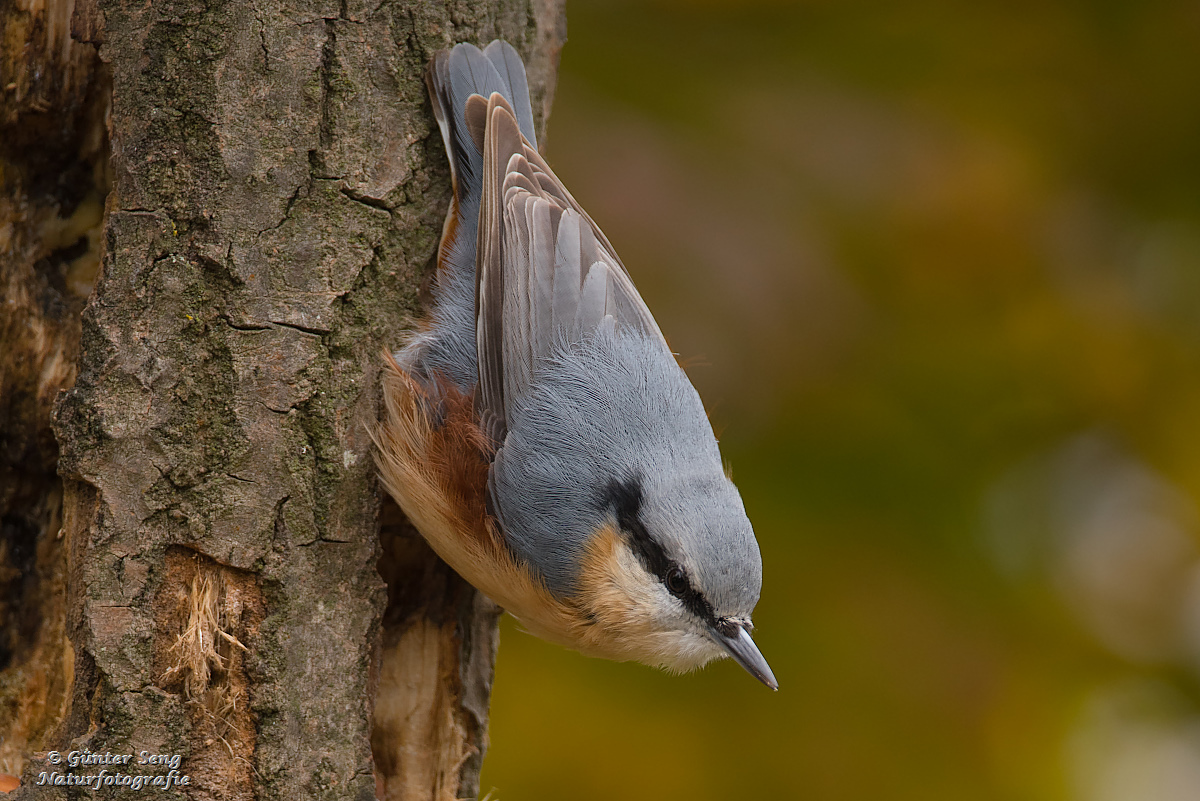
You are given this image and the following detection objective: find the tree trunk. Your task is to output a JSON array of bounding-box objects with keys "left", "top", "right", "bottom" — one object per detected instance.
[{"left": 0, "top": 0, "right": 566, "bottom": 798}]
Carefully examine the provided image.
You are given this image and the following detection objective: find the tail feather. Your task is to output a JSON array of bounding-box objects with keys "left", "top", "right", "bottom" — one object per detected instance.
[
  {"left": 483, "top": 40, "right": 537, "bottom": 150},
  {"left": 426, "top": 40, "right": 538, "bottom": 206}
]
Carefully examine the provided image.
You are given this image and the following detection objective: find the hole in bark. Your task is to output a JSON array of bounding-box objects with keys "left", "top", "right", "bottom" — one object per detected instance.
[
  {"left": 0, "top": 514, "right": 40, "bottom": 673},
  {"left": 156, "top": 549, "right": 264, "bottom": 798},
  {"left": 372, "top": 497, "right": 496, "bottom": 801}
]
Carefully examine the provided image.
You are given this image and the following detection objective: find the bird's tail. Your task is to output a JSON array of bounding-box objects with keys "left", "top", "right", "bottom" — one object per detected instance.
[
  {"left": 404, "top": 41, "right": 537, "bottom": 389},
  {"left": 425, "top": 40, "right": 538, "bottom": 208}
]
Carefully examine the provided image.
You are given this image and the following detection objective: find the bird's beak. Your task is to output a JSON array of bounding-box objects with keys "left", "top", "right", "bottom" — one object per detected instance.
[{"left": 710, "top": 622, "right": 778, "bottom": 690}]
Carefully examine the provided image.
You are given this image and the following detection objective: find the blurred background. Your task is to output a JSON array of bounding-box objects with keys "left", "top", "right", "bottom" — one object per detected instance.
[{"left": 479, "top": 2, "right": 1200, "bottom": 798}]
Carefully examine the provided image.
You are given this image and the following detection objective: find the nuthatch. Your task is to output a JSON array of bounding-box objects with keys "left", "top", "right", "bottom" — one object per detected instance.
[{"left": 375, "top": 40, "right": 776, "bottom": 689}]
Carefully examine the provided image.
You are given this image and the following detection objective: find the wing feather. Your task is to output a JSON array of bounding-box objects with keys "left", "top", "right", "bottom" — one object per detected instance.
[
  {"left": 575, "top": 262, "right": 608, "bottom": 335},
  {"left": 551, "top": 211, "right": 582, "bottom": 335},
  {"left": 474, "top": 97, "right": 509, "bottom": 444}
]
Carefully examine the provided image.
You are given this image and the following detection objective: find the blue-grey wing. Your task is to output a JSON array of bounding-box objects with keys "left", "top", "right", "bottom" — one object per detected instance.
[{"left": 472, "top": 94, "right": 668, "bottom": 442}]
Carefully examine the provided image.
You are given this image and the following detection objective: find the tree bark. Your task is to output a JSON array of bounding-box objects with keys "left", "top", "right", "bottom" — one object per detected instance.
[{"left": 0, "top": 0, "right": 566, "bottom": 798}]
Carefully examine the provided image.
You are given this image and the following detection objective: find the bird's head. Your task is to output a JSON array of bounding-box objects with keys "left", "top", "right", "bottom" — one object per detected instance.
[{"left": 568, "top": 472, "right": 776, "bottom": 689}]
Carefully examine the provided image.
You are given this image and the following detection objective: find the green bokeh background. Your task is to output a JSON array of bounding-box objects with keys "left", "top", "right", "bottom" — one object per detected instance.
[{"left": 479, "top": 2, "right": 1200, "bottom": 798}]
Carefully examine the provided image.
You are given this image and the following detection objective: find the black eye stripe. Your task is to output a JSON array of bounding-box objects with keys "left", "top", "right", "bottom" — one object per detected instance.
[{"left": 601, "top": 477, "right": 717, "bottom": 625}]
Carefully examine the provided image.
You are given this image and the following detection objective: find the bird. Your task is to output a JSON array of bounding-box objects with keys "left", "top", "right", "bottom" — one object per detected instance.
[{"left": 374, "top": 39, "right": 776, "bottom": 690}]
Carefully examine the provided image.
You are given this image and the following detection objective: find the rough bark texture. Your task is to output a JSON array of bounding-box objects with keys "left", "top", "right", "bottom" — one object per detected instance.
[{"left": 1, "top": 0, "right": 566, "bottom": 798}]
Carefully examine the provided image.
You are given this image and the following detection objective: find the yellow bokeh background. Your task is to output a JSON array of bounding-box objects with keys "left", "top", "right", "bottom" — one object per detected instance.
[{"left": 481, "top": 2, "right": 1200, "bottom": 798}]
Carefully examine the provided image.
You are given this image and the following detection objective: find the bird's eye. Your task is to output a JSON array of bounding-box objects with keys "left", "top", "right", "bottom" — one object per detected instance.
[{"left": 664, "top": 565, "right": 688, "bottom": 597}]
